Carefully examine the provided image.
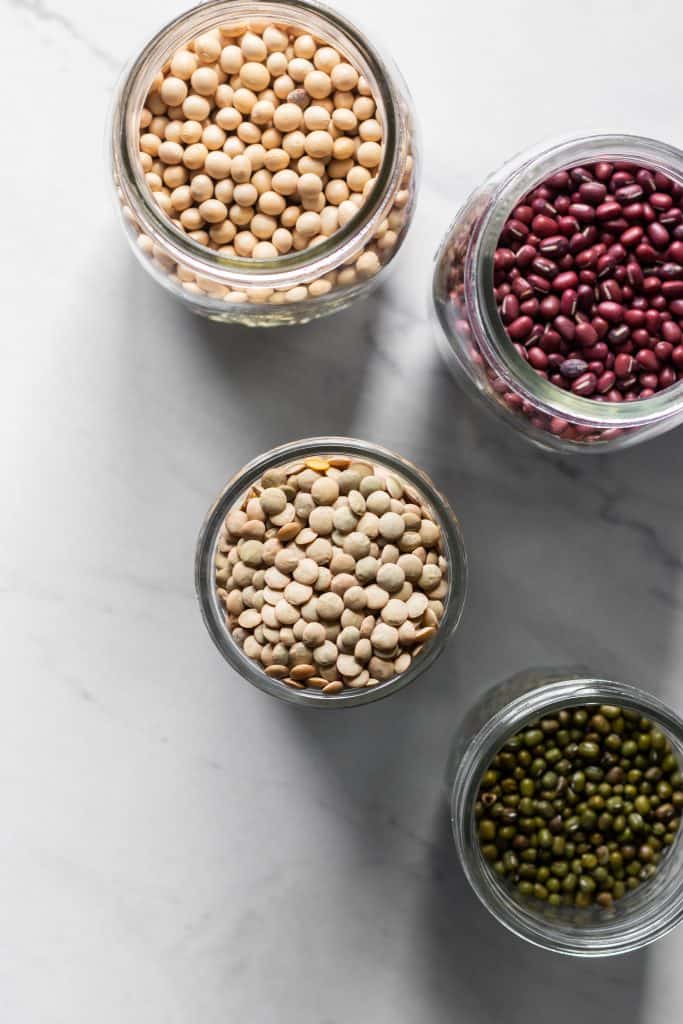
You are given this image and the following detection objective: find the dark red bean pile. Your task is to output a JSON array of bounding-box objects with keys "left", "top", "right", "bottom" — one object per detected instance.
[{"left": 494, "top": 161, "right": 683, "bottom": 403}]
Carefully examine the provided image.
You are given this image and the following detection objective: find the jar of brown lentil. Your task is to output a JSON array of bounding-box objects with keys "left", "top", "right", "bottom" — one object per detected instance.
[
  {"left": 433, "top": 134, "right": 683, "bottom": 452},
  {"left": 112, "top": 0, "right": 418, "bottom": 325},
  {"left": 195, "top": 437, "right": 467, "bottom": 707},
  {"left": 448, "top": 668, "right": 683, "bottom": 955}
]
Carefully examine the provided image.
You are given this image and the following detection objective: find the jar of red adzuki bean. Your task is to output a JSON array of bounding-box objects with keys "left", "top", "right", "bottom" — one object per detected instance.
[{"left": 433, "top": 135, "right": 683, "bottom": 453}]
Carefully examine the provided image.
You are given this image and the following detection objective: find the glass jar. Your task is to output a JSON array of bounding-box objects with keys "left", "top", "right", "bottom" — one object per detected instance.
[
  {"left": 112, "top": 0, "right": 418, "bottom": 326},
  {"left": 433, "top": 134, "right": 683, "bottom": 452},
  {"left": 196, "top": 437, "right": 467, "bottom": 707},
  {"left": 448, "top": 668, "right": 683, "bottom": 956}
]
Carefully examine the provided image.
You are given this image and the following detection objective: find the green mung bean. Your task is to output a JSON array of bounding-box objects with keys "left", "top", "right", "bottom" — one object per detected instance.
[{"left": 475, "top": 704, "right": 683, "bottom": 910}]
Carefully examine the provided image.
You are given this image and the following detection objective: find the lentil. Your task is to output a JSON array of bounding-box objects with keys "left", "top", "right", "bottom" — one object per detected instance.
[{"left": 214, "top": 453, "right": 450, "bottom": 694}]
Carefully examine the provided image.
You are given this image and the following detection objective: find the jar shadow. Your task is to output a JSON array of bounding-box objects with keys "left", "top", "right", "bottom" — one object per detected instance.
[
  {"left": 277, "top": 338, "right": 683, "bottom": 1015},
  {"left": 415, "top": 352, "right": 683, "bottom": 713},
  {"left": 118, "top": 256, "right": 390, "bottom": 465},
  {"left": 415, "top": 803, "right": 649, "bottom": 1024},
  {"left": 173, "top": 284, "right": 388, "bottom": 446}
]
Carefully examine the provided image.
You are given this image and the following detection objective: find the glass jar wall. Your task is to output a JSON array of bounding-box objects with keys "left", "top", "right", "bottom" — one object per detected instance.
[
  {"left": 195, "top": 437, "right": 467, "bottom": 707},
  {"left": 448, "top": 668, "right": 683, "bottom": 955},
  {"left": 433, "top": 135, "right": 683, "bottom": 453},
  {"left": 112, "top": 0, "right": 418, "bottom": 325}
]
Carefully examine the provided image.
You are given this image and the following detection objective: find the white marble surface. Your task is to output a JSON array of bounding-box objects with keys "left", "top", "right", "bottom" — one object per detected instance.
[{"left": 3, "top": 0, "right": 683, "bottom": 1020}]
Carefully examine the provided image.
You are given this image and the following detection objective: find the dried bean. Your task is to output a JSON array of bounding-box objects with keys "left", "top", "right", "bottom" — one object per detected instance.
[{"left": 495, "top": 160, "right": 683, "bottom": 402}]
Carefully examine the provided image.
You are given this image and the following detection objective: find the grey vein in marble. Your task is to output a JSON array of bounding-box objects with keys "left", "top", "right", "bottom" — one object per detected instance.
[{"left": 9, "top": 0, "right": 120, "bottom": 70}]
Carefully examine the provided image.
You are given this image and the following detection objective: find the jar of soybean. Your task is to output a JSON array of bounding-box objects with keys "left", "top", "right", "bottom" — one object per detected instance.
[
  {"left": 447, "top": 668, "right": 683, "bottom": 955},
  {"left": 112, "top": 0, "right": 418, "bottom": 325}
]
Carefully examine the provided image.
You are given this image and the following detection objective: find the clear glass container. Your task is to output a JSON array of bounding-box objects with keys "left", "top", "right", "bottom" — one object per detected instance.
[
  {"left": 196, "top": 437, "right": 467, "bottom": 707},
  {"left": 433, "top": 134, "right": 683, "bottom": 453},
  {"left": 112, "top": 0, "right": 418, "bottom": 325},
  {"left": 447, "top": 667, "right": 683, "bottom": 956}
]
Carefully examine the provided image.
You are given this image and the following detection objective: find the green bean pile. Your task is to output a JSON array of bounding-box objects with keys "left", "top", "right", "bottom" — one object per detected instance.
[{"left": 476, "top": 705, "right": 683, "bottom": 908}]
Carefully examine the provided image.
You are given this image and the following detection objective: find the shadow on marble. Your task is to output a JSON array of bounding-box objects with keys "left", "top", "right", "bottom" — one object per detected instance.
[
  {"left": 112, "top": 259, "right": 394, "bottom": 530},
  {"left": 270, "top": 346, "right": 678, "bottom": 1024},
  {"left": 117, "top": 262, "right": 680, "bottom": 1024},
  {"left": 412, "top": 359, "right": 683, "bottom": 708},
  {"left": 173, "top": 285, "right": 388, "bottom": 449},
  {"left": 278, "top": 654, "right": 650, "bottom": 1024},
  {"left": 415, "top": 805, "right": 648, "bottom": 1024}
]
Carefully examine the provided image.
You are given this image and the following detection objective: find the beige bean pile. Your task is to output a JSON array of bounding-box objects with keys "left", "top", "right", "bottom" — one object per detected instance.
[
  {"left": 214, "top": 455, "right": 449, "bottom": 694},
  {"left": 136, "top": 21, "right": 411, "bottom": 303}
]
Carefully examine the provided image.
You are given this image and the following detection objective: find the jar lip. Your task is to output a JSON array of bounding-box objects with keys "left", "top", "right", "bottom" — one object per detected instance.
[
  {"left": 469, "top": 132, "right": 683, "bottom": 429},
  {"left": 451, "top": 677, "right": 683, "bottom": 955},
  {"left": 112, "top": 0, "right": 406, "bottom": 289},
  {"left": 195, "top": 436, "right": 468, "bottom": 708}
]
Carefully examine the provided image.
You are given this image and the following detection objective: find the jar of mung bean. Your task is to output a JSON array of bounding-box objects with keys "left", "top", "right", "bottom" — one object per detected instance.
[
  {"left": 433, "top": 134, "right": 683, "bottom": 452},
  {"left": 195, "top": 437, "right": 467, "bottom": 707},
  {"left": 448, "top": 668, "right": 683, "bottom": 955},
  {"left": 112, "top": 0, "right": 418, "bottom": 325}
]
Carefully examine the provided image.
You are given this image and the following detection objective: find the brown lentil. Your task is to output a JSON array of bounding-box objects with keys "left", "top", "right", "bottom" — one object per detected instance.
[{"left": 215, "top": 454, "right": 450, "bottom": 694}]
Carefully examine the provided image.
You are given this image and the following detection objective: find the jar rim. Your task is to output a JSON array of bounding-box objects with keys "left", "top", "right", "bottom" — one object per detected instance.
[
  {"left": 112, "top": 0, "right": 407, "bottom": 289},
  {"left": 451, "top": 676, "right": 683, "bottom": 956},
  {"left": 468, "top": 133, "right": 683, "bottom": 430},
  {"left": 195, "top": 436, "right": 468, "bottom": 708}
]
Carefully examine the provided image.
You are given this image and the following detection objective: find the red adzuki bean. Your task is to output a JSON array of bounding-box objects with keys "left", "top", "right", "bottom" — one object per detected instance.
[{"left": 496, "top": 160, "right": 683, "bottom": 400}]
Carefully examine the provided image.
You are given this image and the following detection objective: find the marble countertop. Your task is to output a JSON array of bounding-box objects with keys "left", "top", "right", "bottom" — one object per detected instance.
[{"left": 4, "top": 0, "right": 683, "bottom": 1020}]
